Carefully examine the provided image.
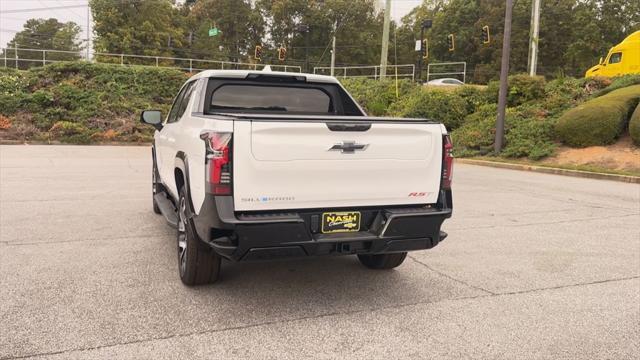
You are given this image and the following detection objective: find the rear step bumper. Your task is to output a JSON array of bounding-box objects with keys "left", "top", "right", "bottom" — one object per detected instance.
[{"left": 193, "top": 193, "right": 452, "bottom": 262}]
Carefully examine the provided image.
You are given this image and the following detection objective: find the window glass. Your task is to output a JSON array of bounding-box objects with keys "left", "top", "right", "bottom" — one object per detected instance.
[
  {"left": 609, "top": 52, "right": 622, "bottom": 64},
  {"left": 168, "top": 81, "right": 195, "bottom": 123},
  {"left": 167, "top": 83, "right": 190, "bottom": 123},
  {"left": 176, "top": 82, "right": 196, "bottom": 120},
  {"left": 210, "top": 85, "right": 332, "bottom": 113}
]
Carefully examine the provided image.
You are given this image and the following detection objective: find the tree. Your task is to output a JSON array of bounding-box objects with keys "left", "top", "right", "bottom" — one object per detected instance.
[
  {"left": 256, "top": 0, "right": 384, "bottom": 71},
  {"left": 396, "top": 0, "right": 640, "bottom": 82},
  {"left": 183, "top": 0, "right": 265, "bottom": 63},
  {"left": 84, "top": 0, "right": 639, "bottom": 79},
  {"left": 1, "top": 18, "right": 82, "bottom": 68},
  {"left": 90, "top": 0, "right": 184, "bottom": 62}
]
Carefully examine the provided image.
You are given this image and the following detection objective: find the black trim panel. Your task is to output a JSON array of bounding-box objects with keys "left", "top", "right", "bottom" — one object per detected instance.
[
  {"left": 193, "top": 113, "right": 437, "bottom": 124},
  {"left": 191, "top": 193, "right": 451, "bottom": 262}
]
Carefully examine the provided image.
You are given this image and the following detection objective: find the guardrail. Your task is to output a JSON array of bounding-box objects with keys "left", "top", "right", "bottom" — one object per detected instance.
[
  {"left": 0, "top": 47, "right": 302, "bottom": 73},
  {"left": 426, "top": 61, "right": 467, "bottom": 83},
  {"left": 313, "top": 64, "right": 415, "bottom": 81}
]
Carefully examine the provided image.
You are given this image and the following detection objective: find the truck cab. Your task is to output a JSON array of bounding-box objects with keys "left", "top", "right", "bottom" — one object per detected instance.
[{"left": 585, "top": 31, "right": 640, "bottom": 78}]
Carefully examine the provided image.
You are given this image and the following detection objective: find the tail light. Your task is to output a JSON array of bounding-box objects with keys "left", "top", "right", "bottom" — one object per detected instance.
[
  {"left": 442, "top": 134, "right": 454, "bottom": 189},
  {"left": 200, "top": 131, "right": 232, "bottom": 195}
]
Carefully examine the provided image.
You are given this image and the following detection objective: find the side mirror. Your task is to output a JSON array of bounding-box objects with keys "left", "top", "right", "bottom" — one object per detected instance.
[
  {"left": 599, "top": 57, "right": 604, "bottom": 64},
  {"left": 140, "top": 110, "right": 163, "bottom": 131}
]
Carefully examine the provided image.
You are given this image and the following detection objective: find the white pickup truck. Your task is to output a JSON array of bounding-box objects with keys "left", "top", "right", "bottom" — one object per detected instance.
[{"left": 141, "top": 69, "right": 453, "bottom": 286}]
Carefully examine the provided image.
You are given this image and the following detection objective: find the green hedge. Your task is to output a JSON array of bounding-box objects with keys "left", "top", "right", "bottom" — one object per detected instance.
[
  {"left": 340, "top": 78, "right": 416, "bottom": 116},
  {"left": 592, "top": 74, "right": 640, "bottom": 98},
  {"left": 555, "top": 85, "right": 640, "bottom": 147},
  {"left": 450, "top": 104, "right": 497, "bottom": 157},
  {"left": 451, "top": 103, "right": 556, "bottom": 160},
  {"left": 0, "top": 62, "right": 187, "bottom": 143},
  {"left": 486, "top": 74, "right": 546, "bottom": 106},
  {"left": 630, "top": 104, "right": 640, "bottom": 146},
  {"left": 388, "top": 87, "right": 469, "bottom": 130}
]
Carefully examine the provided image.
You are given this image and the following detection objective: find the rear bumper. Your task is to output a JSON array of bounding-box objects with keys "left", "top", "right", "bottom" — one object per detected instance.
[{"left": 193, "top": 190, "right": 452, "bottom": 262}]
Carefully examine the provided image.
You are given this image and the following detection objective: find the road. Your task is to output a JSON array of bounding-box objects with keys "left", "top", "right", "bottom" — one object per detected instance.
[{"left": 1, "top": 145, "right": 639, "bottom": 360}]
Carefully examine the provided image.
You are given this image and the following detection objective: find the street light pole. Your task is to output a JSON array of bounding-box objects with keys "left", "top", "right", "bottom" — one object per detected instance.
[
  {"left": 86, "top": 4, "right": 91, "bottom": 61},
  {"left": 330, "top": 19, "right": 337, "bottom": 76},
  {"left": 416, "top": 19, "right": 432, "bottom": 83},
  {"left": 379, "top": 0, "right": 391, "bottom": 79},
  {"left": 495, "top": 0, "right": 514, "bottom": 153},
  {"left": 417, "top": 25, "right": 425, "bottom": 82},
  {"left": 296, "top": 24, "right": 310, "bottom": 73}
]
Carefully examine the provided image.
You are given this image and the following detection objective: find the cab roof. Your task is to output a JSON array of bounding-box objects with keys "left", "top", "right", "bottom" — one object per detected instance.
[{"left": 188, "top": 69, "right": 340, "bottom": 84}]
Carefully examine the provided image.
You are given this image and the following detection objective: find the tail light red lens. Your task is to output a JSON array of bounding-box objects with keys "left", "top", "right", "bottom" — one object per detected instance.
[
  {"left": 442, "top": 134, "right": 454, "bottom": 189},
  {"left": 200, "top": 131, "right": 232, "bottom": 195}
]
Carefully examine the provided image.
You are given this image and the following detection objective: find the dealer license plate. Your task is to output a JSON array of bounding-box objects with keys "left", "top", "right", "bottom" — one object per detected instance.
[{"left": 321, "top": 211, "right": 361, "bottom": 234}]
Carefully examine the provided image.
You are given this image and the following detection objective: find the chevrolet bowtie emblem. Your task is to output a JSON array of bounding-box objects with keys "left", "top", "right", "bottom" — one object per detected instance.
[{"left": 328, "top": 141, "right": 369, "bottom": 154}]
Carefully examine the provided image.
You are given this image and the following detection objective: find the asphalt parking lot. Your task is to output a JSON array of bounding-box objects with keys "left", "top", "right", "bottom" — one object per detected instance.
[{"left": 1, "top": 145, "right": 639, "bottom": 359}]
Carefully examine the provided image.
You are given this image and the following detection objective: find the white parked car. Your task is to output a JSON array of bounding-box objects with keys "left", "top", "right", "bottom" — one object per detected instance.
[
  {"left": 426, "top": 78, "right": 465, "bottom": 86},
  {"left": 141, "top": 69, "right": 454, "bottom": 285}
]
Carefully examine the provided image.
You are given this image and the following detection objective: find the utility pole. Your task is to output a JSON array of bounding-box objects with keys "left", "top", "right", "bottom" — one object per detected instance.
[
  {"left": 330, "top": 19, "right": 337, "bottom": 76},
  {"left": 296, "top": 24, "right": 310, "bottom": 72},
  {"left": 379, "top": 0, "right": 391, "bottom": 79},
  {"left": 495, "top": 0, "right": 514, "bottom": 153},
  {"left": 86, "top": 4, "right": 91, "bottom": 61},
  {"left": 527, "top": 0, "right": 541, "bottom": 76}
]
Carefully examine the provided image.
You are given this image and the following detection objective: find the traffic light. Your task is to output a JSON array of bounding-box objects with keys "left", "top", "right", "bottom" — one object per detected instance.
[
  {"left": 254, "top": 45, "right": 262, "bottom": 60},
  {"left": 447, "top": 34, "right": 455, "bottom": 52},
  {"left": 482, "top": 25, "right": 490, "bottom": 44},
  {"left": 278, "top": 47, "right": 287, "bottom": 61},
  {"left": 423, "top": 39, "right": 429, "bottom": 60}
]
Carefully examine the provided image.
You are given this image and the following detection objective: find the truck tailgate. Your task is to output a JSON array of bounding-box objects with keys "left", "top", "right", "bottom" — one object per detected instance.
[{"left": 233, "top": 119, "right": 443, "bottom": 211}]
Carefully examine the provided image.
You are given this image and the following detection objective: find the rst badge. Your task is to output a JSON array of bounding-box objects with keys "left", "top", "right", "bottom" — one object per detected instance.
[{"left": 408, "top": 192, "right": 427, "bottom": 197}]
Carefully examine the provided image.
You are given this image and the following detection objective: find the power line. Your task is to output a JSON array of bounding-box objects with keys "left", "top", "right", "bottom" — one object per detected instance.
[{"left": 1, "top": 4, "right": 88, "bottom": 14}]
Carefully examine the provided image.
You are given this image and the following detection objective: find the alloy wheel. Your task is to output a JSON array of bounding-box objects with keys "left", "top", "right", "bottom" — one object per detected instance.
[{"left": 177, "top": 196, "right": 188, "bottom": 276}]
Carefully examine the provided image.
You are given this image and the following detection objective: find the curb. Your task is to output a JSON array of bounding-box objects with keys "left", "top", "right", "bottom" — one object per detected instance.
[{"left": 456, "top": 158, "right": 640, "bottom": 184}]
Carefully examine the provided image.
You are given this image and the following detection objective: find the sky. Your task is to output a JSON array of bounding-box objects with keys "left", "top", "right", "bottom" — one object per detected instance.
[{"left": 0, "top": 0, "right": 423, "bottom": 50}]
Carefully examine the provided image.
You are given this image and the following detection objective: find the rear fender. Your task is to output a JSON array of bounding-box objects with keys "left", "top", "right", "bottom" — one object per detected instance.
[{"left": 174, "top": 152, "right": 196, "bottom": 217}]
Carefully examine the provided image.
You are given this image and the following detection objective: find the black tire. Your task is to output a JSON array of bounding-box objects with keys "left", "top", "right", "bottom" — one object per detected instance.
[
  {"left": 177, "top": 188, "right": 221, "bottom": 286},
  {"left": 152, "top": 150, "right": 161, "bottom": 215},
  {"left": 357, "top": 252, "right": 408, "bottom": 270}
]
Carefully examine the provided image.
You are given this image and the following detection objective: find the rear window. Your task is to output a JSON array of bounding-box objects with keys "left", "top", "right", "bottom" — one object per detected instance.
[{"left": 210, "top": 85, "right": 332, "bottom": 113}]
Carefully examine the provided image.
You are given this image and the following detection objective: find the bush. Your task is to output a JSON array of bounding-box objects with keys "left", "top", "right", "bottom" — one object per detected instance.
[
  {"left": 341, "top": 78, "right": 416, "bottom": 116},
  {"left": 486, "top": 74, "right": 546, "bottom": 106},
  {"left": 593, "top": 74, "right": 640, "bottom": 97},
  {"left": 454, "top": 86, "right": 487, "bottom": 115},
  {"left": 450, "top": 104, "right": 496, "bottom": 157},
  {"left": 502, "top": 105, "right": 556, "bottom": 160},
  {"left": 630, "top": 104, "right": 640, "bottom": 146},
  {"left": 388, "top": 87, "right": 468, "bottom": 130},
  {"left": 0, "top": 114, "right": 11, "bottom": 130},
  {"left": 555, "top": 85, "right": 640, "bottom": 147},
  {"left": 543, "top": 77, "right": 588, "bottom": 116},
  {"left": 582, "top": 76, "right": 612, "bottom": 93},
  {"left": 49, "top": 120, "right": 94, "bottom": 144},
  {"left": 452, "top": 103, "right": 556, "bottom": 160},
  {"left": 0, "top": 61, "right": 187, "bottom": 143}
]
